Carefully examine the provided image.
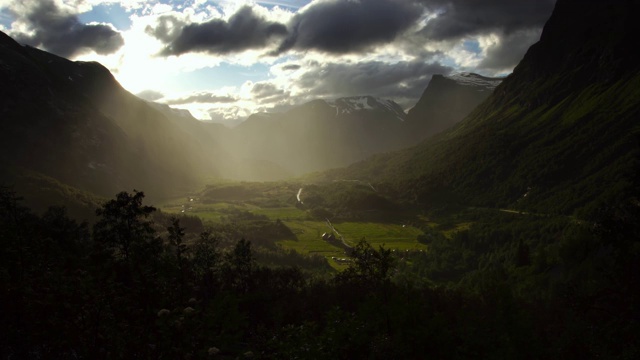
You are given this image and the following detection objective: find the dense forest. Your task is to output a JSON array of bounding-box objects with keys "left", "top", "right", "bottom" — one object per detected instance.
[{"left": 1, "top": 187, "right": 638, "bottom": 359}]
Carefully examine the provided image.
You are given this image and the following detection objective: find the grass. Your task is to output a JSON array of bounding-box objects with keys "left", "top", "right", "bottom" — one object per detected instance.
[
  {"left": 158, "top": 184, "right": 437, "bottom": 271},
  {"left": 330, "top": 221, "right": 425, "bottom": 248},
  {"left": 252, "top": 207, "right": 308, "bottom": 220},
  {"left": 440, "top": 222, "right": 473, "bottom": 239},
  {"left": 277, "top": 219, "right": 427, "bottom": 270}
]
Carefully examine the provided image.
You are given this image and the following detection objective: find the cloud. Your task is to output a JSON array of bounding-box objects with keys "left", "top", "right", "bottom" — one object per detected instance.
[
  {"left": 281, "top": 64, "right": 301, "bottom": 70},
  {"left": 208, "top": 106, "right": 251, "bottom": 122},
  {"left": 276, "top": 0, "right": 424, "bottom": 54},
  {"left": 419, "top": 0, "right": 555, "bottom": 40},
  {"left": 8, "top": 0, "right": 124, "bottom": 58},
  {"left": 136, "top": 89, "right": 164, "bottom": 101},
  {"left": 165, "top": 92, "right": 238, "bottom": 105},
  {"left": 173, "top": 57, "right": 453, "bottom": 121},
  {"left": 293, "top": 59, "right": 452, "bottom": 107},
  {"left": 477, "top": 28, "right": 543, "bottom": 72},
  {"left": 251, "top": 82, "right": 289, "bottom": 103},
  {"left": 144, "top": 13, "right": 184, "bottom": 43},
  {"left": 148, "top": 5, "right": 288, "bottom": 56}
]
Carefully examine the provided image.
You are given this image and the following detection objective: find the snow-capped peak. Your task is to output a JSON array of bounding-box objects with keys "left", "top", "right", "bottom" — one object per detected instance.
[
  {"left": 326, "top": 96, "right": 406, "bottom": 121},
  {"left": 444, "top": 72, "right": 503, "bottom": 91}
]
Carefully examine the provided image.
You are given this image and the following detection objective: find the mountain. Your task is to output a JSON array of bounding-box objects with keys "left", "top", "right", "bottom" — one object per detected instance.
[
  {"left": 405, "top": 72, "right": 502, "bottom": 141},
  {"left": 329, "top": 96, "right": 407, "bottom": 121},
  {"left": 1, "top": 26, "right": 501, "bottom": 187},
  {"left": 0, "top": 30, "right": 224, "bottom": 201},
  {"left": 223, "top": 96, "right": 410, "bottom": 178},
  {"left": 327, "top": 0, "right": 640, "bottom": 219},
  {"left": 220, "top": 77, "right": 502, "bottom": 180}
]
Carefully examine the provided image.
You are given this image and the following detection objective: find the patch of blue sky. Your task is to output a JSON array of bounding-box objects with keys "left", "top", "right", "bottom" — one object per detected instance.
[
  {"left": 165, "top": 0, "right": 193, "bottom": 11},
  {"left": 440, "top": 57, "right": 458, "bottom": 69},
  {"left": 462, "top": 39, "right": 481, "bottom": 54},
  {"left": 0, "top": 8, "right": 14, "bottom": 29},
  {"left": 78, "top": 3, "right": 133, "bottom": 31},
  {"left": 256, "top": 0, "right": 312, "bottom": 10},
  {"left": 165, "top": 62, "right": 272, "bottom": 92},
  {"left": 272, "top": 54, "right": 299, "bottom": 65}
]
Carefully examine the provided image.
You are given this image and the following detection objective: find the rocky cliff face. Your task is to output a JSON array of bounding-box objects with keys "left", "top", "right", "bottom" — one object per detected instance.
[{"left": 406, "top": 73, "right": 502, "bottom": 142}]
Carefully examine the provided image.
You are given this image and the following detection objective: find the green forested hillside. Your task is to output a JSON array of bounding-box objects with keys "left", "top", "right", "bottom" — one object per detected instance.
[{"left": 328, "top": 1, "right": 640, "bottom": 219}]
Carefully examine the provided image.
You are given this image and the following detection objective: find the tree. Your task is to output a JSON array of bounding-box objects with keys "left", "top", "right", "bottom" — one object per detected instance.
[
  {"left": 335, "top": 239, "right": 395, "bottom": 295},
  {"left": 515, "top": 239, "right": 531, "bottom": 267},
  {"left": 167, "top": 216, "right": 189, "bottom": 299},
  {"left": 192, "top": 230, "right": 222, "bottom": 300},
  {"left": 348, "top": 239, "right": 395, "bottom": 283},
  {"left": 167, "top": 216, "right": 187, "bottom": 265},
  {"left": 93, "top": 190, "right": 158, "bottom": 263},
  {"left": 222, "top": 239, "right": 256, "bottom": 292}
]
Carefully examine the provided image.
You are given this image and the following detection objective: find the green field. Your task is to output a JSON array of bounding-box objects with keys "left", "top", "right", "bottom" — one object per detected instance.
[{"left": 159, "top": 195, "right": 428, "bottom": 270}]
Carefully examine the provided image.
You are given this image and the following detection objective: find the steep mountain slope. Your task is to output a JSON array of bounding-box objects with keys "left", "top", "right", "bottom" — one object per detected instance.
[
  {"left": 0, "top": 30, "right": 225, "bottom": 200},
  {"left": 406, "top": 73, "right": 502, "bottom": 141},
  {"left": 329, "top": 0, "right": 640, "bottom": 218}
]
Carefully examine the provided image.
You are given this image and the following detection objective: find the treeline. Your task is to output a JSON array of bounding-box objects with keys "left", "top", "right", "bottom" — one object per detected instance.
[
  {"left": 1, "top": 187, "right": 638, "bottom": 359},
  {"left": 299, "top": 182, "right": 401, "bottom": 222}
]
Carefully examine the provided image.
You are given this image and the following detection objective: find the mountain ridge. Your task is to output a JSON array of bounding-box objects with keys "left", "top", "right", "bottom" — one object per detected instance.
[
  {"left": 325, "top": 0, "right": 640, "bottom": 218},
  {"left": 0, "top": 31, "right": 226, "bottom": 200},
  {"left": 405, "top": 72, "right": 503, "bottom": 141}
]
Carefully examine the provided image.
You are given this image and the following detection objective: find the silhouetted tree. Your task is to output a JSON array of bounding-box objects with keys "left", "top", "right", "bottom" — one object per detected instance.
[
  {"left": 342, "top": 239, "right": 394, "bottom": 284},
  {"left": 93, "top": 190, "right": 157, "bottom": 263},
  {"left": 192, "top": 231, "right": 222, "bottom": 300},
  {"left": 222, "top": 239, "right": 256, "bottom": 292},
  {"left": 168, "top": 216, "right": 187, "bottom": 265}
]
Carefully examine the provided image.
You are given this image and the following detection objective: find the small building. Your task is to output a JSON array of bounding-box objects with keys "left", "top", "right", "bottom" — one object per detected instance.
[{"left": 322, "top": 232, "right": 336, "bottom": 241}]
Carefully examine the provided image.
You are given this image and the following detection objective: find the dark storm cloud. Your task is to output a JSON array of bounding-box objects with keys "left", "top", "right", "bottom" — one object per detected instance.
[
  {"left": 275, "top": 0, "right": 424, "bottom": 54},
  {"left": 418, "top": 0, "right": 555, "bottom": 40},
  {"left": 251, "top": 82, "right": 290, "bottom": 103},
  {"left": 296, "top": 59, "right": 452, "bottom": 107},
  {"left": 478, "top": 28, "right": 542, "bottom": 71},
  {"left": 145, "top": 14, "right": 184, "bottom": 43},
  {"left": 11, "top": 0, "right": 124, "bottom": 58},
  {"left": 165, "top": 93, "right": 237, "bottom": 105},
  {"left": 137, "top": 90, "right": 165, "bottom": 101},
  {"left": 281, "top": 64, "right": 301, "bottom": 71},
  {"left": 251, "top": 82, "right": 285, "bottom": 98},
  {"left": 148, "top": 6, "right": 288, "bottom": 56}
]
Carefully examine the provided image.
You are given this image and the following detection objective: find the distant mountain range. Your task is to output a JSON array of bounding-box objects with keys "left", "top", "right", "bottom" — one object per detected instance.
[
  {"left": 0, "top": 27, "right": 501, "bottom": 204},
  {"left": 329, "top": 96, "right": 407, "bottom": 121},
  {"left": 223, "top": 96, "right": 408, "bottom": 177},
  {"left": 216, "top": 87, "right": 499, "bottom": 178},
  {"left": 325, "top": 0, "right": 640, "bottom": 219}
]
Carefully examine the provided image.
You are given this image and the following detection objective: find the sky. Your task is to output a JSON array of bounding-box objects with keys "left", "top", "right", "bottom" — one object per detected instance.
[{"left": 0, "top": 0, "right": 556, "bottom": 123}]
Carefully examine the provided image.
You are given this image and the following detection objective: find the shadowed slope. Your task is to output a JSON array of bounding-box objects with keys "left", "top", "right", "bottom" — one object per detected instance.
[{"left": 328, "top": 0, "right": 640, "bottom": 218}]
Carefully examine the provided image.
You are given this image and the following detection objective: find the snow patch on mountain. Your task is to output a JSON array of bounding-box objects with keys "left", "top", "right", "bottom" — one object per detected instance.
[
  {"left": 444, "top": 72, "right": 503, "bottom": 91},
  {"left": 327, "top": 96, "right": 406, "bottom": 121}
]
